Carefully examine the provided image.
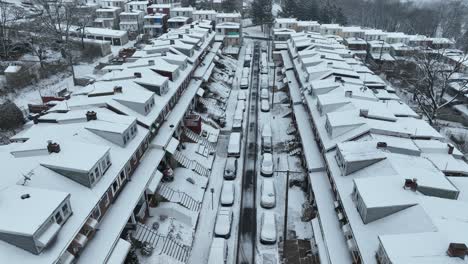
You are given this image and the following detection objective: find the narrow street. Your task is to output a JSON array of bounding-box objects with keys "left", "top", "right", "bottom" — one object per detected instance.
[{"left": 237, "top": 42, "right": 261, "bottom": 264}]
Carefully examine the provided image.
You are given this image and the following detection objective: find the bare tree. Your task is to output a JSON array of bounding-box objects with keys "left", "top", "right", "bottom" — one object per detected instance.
[
  {"left": 0, "top": 1, "right": 25, "bottom": 59},
  {"left": 33, "top": 0, "right": 82, "bottom": 84},
  {"left": 407, "top": 49, "right": 468, "bottom": 126}
]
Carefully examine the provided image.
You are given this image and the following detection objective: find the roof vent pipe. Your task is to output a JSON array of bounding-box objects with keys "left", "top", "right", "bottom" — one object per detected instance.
[
  {"left": 345, "top": 90, "right": 352, "bottom": 98},
  {"left": 359, "top": 109, "right": 369, "bottom": 117}
]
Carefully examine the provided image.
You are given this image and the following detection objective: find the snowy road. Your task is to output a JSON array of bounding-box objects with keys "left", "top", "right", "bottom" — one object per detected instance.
[{"left": 237, "top": 42, "right": 261, "bottom": 264}]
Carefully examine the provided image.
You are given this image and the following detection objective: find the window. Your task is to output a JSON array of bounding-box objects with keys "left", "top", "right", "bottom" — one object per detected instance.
[
  {"left": 101, "top": 160, "right": 106, "bottom": 170},
  {"left": 102, "top": 193, "right": 110, "bottom": 207},
  {"left": 55, "top": 211, "right": 63, "bottom": 225},
  {"left": 119, "top": 171, "right": 125, "bottom": 183},
  {"left": 95, "top": 167, "right": 100, "bottom": 177},
  {"left": 106, "top": 155, "right": 111, "bottom": 166},
  {"left": 112, "top": 180, "right": 119, "bottom": 194},
  {"left": 92, "top": 207, "right": 101, "bottom": 220},
  {"left": 89, "top": 172, "right": 95, "bottom": 184},
  {"left": 62, "top": 203, "right": 70, "bottom": 216}
]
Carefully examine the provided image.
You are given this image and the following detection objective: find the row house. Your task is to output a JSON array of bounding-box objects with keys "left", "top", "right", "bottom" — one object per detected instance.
[
  {"left": 215, "top": 12, "right": 241, "bottom": 24},
  {"left": 168, "top": 16, "right": 192, "bottom": 29},
  {"left": 296, "top": 20, "right": 320, "bottom": 32},
  {"left": 0, "top": 26, "right": 217, "bottom": 264},
  {"left": 216, "top": 21, "right": 242, "bottom": 47},
  {"left": 119, "top": 10, "right": 145, "bottom": 34},
  {"left": 94, "top": 7, "right": 122, "bottom": 29},
  {"left": 320, "top": 24, "right": 343, "bottom": 36},
  {"left": 148, "top": 3, "right": 171, "bottom": 16},
  {"left": 274, "top": 18, "right": 298, "bottom": 30},
  {"left": 101, "top": 0, "right": 125, "bottom": 9},
  {"left": 385, "top": 32, "right": 409, "bottom": 44},
  {"left": 170, "top": 6, "right": 194, "bottom": 18},
  {"left": 340, "top": 26, "right": 364, "bottom": 39},
  {"left": 144, "top": 13, "right": 168, "bottom": 37},
  {"left": 363, "top": 29, "right": 387, "bottom": 41},
  {"left": 125, "top": 0, "right": 150, "bottom": 13},
  {"left": 192, "top": 9, "right": 217, "bottom": 23},
  {"left": 280, "top": 32, "right": 468, "bottom": 264}
]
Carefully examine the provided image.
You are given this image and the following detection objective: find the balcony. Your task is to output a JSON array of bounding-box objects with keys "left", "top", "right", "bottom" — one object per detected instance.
[{"left": 73, "top": 233, "right": 88, "bottom": 248}]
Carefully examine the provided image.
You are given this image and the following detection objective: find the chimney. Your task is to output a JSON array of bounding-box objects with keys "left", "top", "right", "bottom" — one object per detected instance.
[
  {"left": 148, "top": 60, "right": 155, "bottom": 66},
  {"left": 345, "top": 90, "right": 352, "bottom": 98},
  {"left": 47, "top": 141, "right": 61, "bottom": 153},
  {"left": 359, "top": 109, "right": 369, "bottom": 117},
  {"left": 447, "top": 243, "right": 467, "bottom": 259},
  {"left": 86, "top": 111, "right": 97, "bottom": 121},
  {"left": 320, "top": 54, "right": 325, "bottom": 59},
  {"left": 403, "top": 178, "right": 418, "bottom": 191},
  {"left": 376, "top": 142, "right": 387, "bottom": 148},
  {"left": 134, "top": 72, "right": 142, "bottom": 78},
  {"left": 448, "top": 143, "right": 454, "bottom": 154},
  {"left": 33, "top": 116, "right": 39, "bottom": 124},
  {"left": 178, "top": 34, "right": 183, "bottom": 39},
  {"left": 191, "top": 24, "right": 194, "bottom": 28},
  {"left": 335, "top": 76, "right": 342, "bottom": 83},
  {"left": 170, "top": 39, "right": 175, "bottom": 45},
  {"left": 185, "top": 28, "right": 190, "bottom": 34},
  {"left": 114, "top": 86, "right": 123, "bottom": 93}
]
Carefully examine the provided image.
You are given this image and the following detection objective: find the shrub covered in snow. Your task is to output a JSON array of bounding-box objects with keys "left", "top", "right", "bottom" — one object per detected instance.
[{"left": 0, "top": 100, "right": 24, "bottom": 129}]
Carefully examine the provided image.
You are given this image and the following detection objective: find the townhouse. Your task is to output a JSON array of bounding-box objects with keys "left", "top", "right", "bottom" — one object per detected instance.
[
  {"left": 192, "top": 9, "right": 217, "bottom": 24},
  {"left": 0, "top": 24, "right": 217, "bottom": 264},
  {"left": 119, "top": 10, "right": 145, "bottom": 34},
  {"left": 144, "top": 13, "right": 168, "bottom": 37},
  {"left": 274, "top": 18, "right": 298, "bottom": 31},
  {"left": 277, "top": 32, "right": 468, "bottom": 264},
  {"left": 95, "top": 7, "right": 122, "bottom": 29},
  {"left": 125, "top": 0, "right": 149, "bottom": 13},
  {"left": 215, "top": 13, "right": 242, "bottom": 48}
]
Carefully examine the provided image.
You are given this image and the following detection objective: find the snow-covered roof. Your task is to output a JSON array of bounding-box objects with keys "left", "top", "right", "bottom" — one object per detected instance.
[{"left": 0, "top": 185, "right": 69, "bottom": 236}]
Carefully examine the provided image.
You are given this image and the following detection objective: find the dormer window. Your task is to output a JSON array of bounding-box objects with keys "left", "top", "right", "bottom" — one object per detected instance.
[{"left": 55, "top": 211, "right": 63, "bottom": 225}]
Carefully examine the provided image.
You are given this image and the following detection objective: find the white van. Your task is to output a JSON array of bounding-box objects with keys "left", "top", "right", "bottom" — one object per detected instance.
[
  {"left": 208, "top": 238, "right": 228, "bottom": 264},
  {"left": 261, "top": 99, "right": 270, "bottom": 112},
  {"left": 237, "top": 90, "right": 247, "bottom": 101},
  {"left": 260, "top": 88, "right": 269, "bottom": 100},
  {"left": 261, "top": 178, "right": 276, "bottom": 208},
  {"left": 240, "top": 77, "right": 249, "bottom": 89},
  {"left": 221, "top": 181, "right": 235, "bottom": 206},
  {"left": 227, "top": 132, "right": 242, "bottom": 157},
  {"left": 262, "top": 123, "right": 272, "bottom": 153}
]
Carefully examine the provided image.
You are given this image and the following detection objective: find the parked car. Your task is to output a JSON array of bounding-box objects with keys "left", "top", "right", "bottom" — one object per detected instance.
[
  {"left": 215, "top": 208, "right": 233, "bottom": 238},
  {"left": 238, "top": 90, "right": 247, "bottom": 101},
  {"left": 261, "top": 178, "right": 276, "bottom": 208},
  {"left": 260, "top": 88, "right": 269, "bottom": 100},
  {"left": 208, "top": 238, "right": 228, "bottom": 264},
  {"left": 220, "top": 181, "right": 235, "bottom": 206},
  {"left": 261, "top": 123, "right": 273, "bottom": 153},
  {"left": 260, "top": 211, "right": 277, "bottom": 244},
  {"left": 261, "top": 99, "right": 270, "bottom": 112},
  {"left": 261, "top": 153, "right": 274, "bottom": 176},
  {"left": 224, "top": 158, "right": 238, "bottom": 180}
]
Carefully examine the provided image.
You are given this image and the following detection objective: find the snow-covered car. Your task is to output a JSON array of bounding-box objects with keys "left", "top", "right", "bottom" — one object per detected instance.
[
  {"left": 215, "top": 208, "right": 233, "bottom": 238},
  {"left": 260, "top": 211, "right": 277, "bottom": 244},
  {"left": 224, "top": 158, "right": 238, "bottom": 180},
  {"left": 261, "top": 153, "right": 274, "bottom": 176},
  {"left": 260, "top": 88, "right": 269, "bottom": 100},
  {"left": 237, "top": 90, "right": 247, "bottom": 101},
  {"left": 220, "top": 181, "right": 235, "bottom": 206},
  {"left": 261, "top": 178, "right": 276, "bottom": 208},
  {"left": 261, "top": 99, "right": 270, "bottom": 112}
]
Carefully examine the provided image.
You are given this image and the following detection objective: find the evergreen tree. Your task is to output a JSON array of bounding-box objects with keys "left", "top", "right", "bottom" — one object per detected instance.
[
  {"left": 281, "top": 0, "right": 298, "bottom": 18},
  {"left": 124, "top": 244, "right": 140, "bottom": 264},
  {"left": 251, "top": 0, "right": 273, "bottom": 31},
  {"left": 222, "top": 0, "right": 238, "bottom": 12},
  {"left": 296, "top": 0, "right": 319, "bottom": 21}
]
